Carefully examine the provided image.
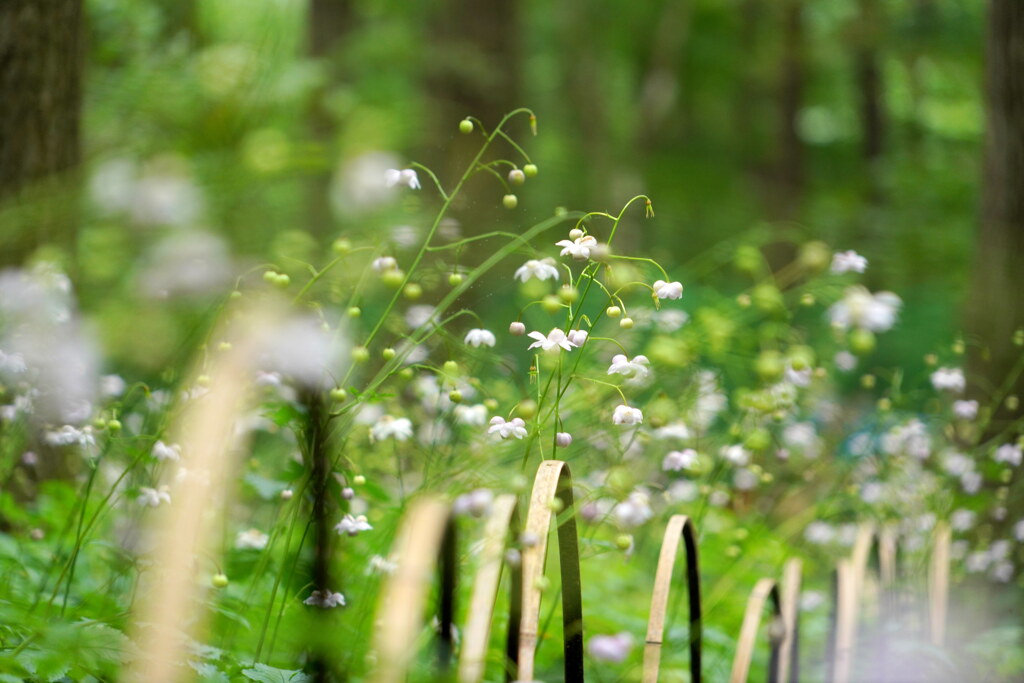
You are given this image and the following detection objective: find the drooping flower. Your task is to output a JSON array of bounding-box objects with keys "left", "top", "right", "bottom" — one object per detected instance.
[
  {"left": 514, "top": 258, "right": 560, "bottom": 283},
  {"left": 953, "top": 400, "right": 979, "bottom": 420},
  {"left": 385, "top": 168, "right": 420, "bottom": 190},
  {"left": 827, "top": 287, "right": 902, "bottom": 332},
  {"left": 304, "top": 590, "right": 346, "bottom": 608},
  {"left": 137, "top": 486, "right": 171, "bottom": 507},
  {"left": 587, "top": 632, "right": 634, "bottom": 663},
  {"left": 662, "top": 449, "right": 699, "bottom": 472},
  {"left": 235, "top": 528, "right": 269, "bottom": 550},
  {"left": 994, "top": 443, "right": 1023, "bottom": 467},
  {"left": 652, "top": 280, "right": 683, "bottom": 300},
  {"left": 556, "top": 432, "right": 573, "bottom": 448},
  {"left": 931, "top": 367, "right": 966, "bottom": 393},
  {"left": 607, "top": 354, "right": 651, "bottom": 383},
  {"left": 612, "top": 491, "right": 653, "bottom": 528},
  {"left": 555, "top": 234, "right": 598, "bottom": 260},
  {"left": 372, "top": 256, "right": 398, "bottom": 272},
  {"left": 830, "top": 250, "right": 868, "bottom": 274},
  {"left": 488, "top": 416, "right": 528, "bottom": 440},
  {"left": 611, "top": 404, "right": 643, "bottom": 426},
  {"left": 454, "top": 403, "right": 488, "bottom": 426},
  {"left": 44, "top": 425, "right": 96, "bottom": 448},
  {"left": 370, "top": 415, "right": 413, "bottom": 443},
  {"left": 654, "top": 422, "right": 691, "bottom": 440},
  {"left": 527, "top": 328, "right": 576, "bottom": 352},
  {"left": 464, "top": 328, "right": 497, "bottom": 348},
  {"left": 566, "top": 329, "right": 589, "bottom": 347},
  {"left": 152, "top": 440, "right": 181, "bottom": 462},
  {"left": 721, "top": 444, "right": 751, "bottom": 466},
  {"left": 335, "top": 514, "right": 373, "bottom": 536}
]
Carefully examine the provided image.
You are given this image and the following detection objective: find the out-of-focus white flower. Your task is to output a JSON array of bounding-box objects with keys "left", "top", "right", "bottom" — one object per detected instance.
[
  {"left": 488, "top": 416, "right": 528, "bottom": 440},
  {"left": 152, "top": 440, "right": 181, "bottom": 462},
  {"left": 44, "top": 425, "right": 96, "bottom": 448},
  {"left": 587, "top": 632, "right": 634, "bottom": 663},
  {"left": 368, "top": 555, "right": 398, "bottom": 575},
  {"left": 991, "top": 561, "right": 1014, "bottom": 583},
  {"left": 804, "top": 521, "right": 835, "bottom": 545},
  {"left": 89, "top": 158, "right": 137, "bottom": 214},
  {"left": 0, "top": 350, "right": 27, "bottom": 375},
  {"left": 1014, "top": 520, "right": 1024, "bottom": 542},
  {"left": 782, "top": 422, "right": 821, "bottom": 458},
  {"left": 652, "top": 280, "right": 683, "bottom": 300},
  {"left": 994, "top": 443, "right": 1023, "bottom": 466},
  {"left": 961, "top": 471, "right": 982, "bottom": 494},
  {"left": 138, "top": 486, "right": 171, "bottom": 507},
  {"left": 800, "top": 590, "right": 826, "bottom": 611},
  {"left": 527, "top": 328, "right": 576, "bottom": 352},
  {"left": 390, "top": 225, "right": 420, "bottom": 248},
  {"left": 404, "top": 305, "right": 435, "bottom": 330},
  {"left": 708, "top": 489, "right": 730, "bottom": 507},
  {"left": 99, "top": 374, "right": 126, "bottom": 398},
  {"left": 140, "top": 231, "right": 231, "bottom": 299},
  {"left": 566, "top": 329, "right": 589, "bottom": 347},
  {"left": 654, "top": 422, "right": 690, "bottom": 440},
  {"left": 612, "top": 492, "right": 652, "bottom": 528},
  {"left": 860, "top": 482, "right": 884, "bottom": 504},
  {"left": 464, "top": 329, "right": 496, "bottom": 348},
  {"left": 611, "top": 404, "right": 643, "bottom": 426},
  {"left": 454, "top": 404, "right": 488, "bottom": 426},
  {"left": 733, "top": 468, "right": 759, "bottom": 490},
  {"left": 453, "top": 489, "right": 494, "bottom": 518},
  {"left": 952, "top": 400, "right": 979, "bottom": 420},
  {"left": 784, "top": 364, "right": 812, "bottom": 387},
  {"left": 721, "top": 444, "right": 750, "bottom": 466},
  {"left": 966, "top": 551, "right": 991, "bottom": 573},
  {"left": 304, "top": 590, "right": 346, "bottom": 608},
  {"left": 691, "top": 371, "right": 727, "bottom": 430},
  {"left": 335, "top": 514, "right": 372, "bottom": 536},
  {"left": 951, "top": 509, "right": 975, "bottom": 532},
  {"left": 833, "top": 351, "right": 857, "bottom": 372},
  {"left": 254, "top": 314, "right": 347, "bottom": 390},
  {"left": 235, "top": 528, "right": 269, "bottom": 550},
  {"left": 881, "top": 420, "right": 931, "bottom": 460},
  {"left": 667, "top": 480, "right": 699, "bottom": 503},
  {"left": 663, "top": 449, "right": 698, "bottom": 472},
  {"left": 828, "top": 287, "right": 901, "bottom": 332},
  {"left": 942, "top": 451, "right": 974, "bottom": 476},
  {"left": 385, "top": 168, "right": 421, "bottom": 190},
  {"left": 556, "top": 235, "right": 598, "bottom": 260},
  {"left": 330, "top": 151, "right": 403, "bottom": 215},
  {"left": 830, "top": 250, "right": 868, "bottom": 274},
  {"left": 655, "top": 309, "right": 689, "bottom": 332},
  {"left": 372, "top": 256, "right": 398, "bottom": 272},
  {"left": 514, "top": 258, "right": 560, "bottom": 283},
  {"left": 930, "top": 367, "right": 965, "bottom": 393},
  {"left": 130, "top": 158, "right": 204, "bottom": 227},
  {"left": 607, "top": 354, "right": 651, "bottom": 383},
  {"left": 370, "top": 416, "right": 413, "bottom": 443}
]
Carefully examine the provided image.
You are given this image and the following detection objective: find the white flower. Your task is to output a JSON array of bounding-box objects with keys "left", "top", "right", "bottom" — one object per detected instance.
[
  {"left": 566, "top": 329, "right": 589, "bottom": 347},
  {"left": 335, "top": 514, "right": 372, "bottom": 536},
  {"left": 587, "top": 632, "right": 634, "bottom": 663},
  {"left": 372, "top": 256, "right": 398, "bottom": 272},
  {"left": 99, "top": 374, "right": 126, "bottom": 397},
  {"left": 655, "top": 309, "right": 689, "bottom": 332},
  {"left": 488, "top": 416, "right": 528, "bottom": 440},
  {"left": 804, "top": 521, "right": 835, "bottom": 545},
  {"left": 830, "top": 250, "right": 868, "bottom": 274},
  {"left": 464, "top": 328, "right": 496, "bottom": 348},
  {"left": 721, "top": 444, "right": 750, "bottom": 466},
  {"left": 994, "top": 443, "right": 1023, "bottom": 467},
  {"left": 930, "top": 367, "right": 966, "bottom": 393},
  {"left": 962, "top": 471, "right": 982, "bottom": 494},
  {"left": 654, "top": 422, "right": 691, "bottom": 440},
  {"left": 385, "top": 168, "right": 420, "bottom": 190},
  {"left": 1014, "top": 520, "right": 1024, "bottom": 542},
  {"left": 612, "top": 492, "right": 652, "bottom": 528},
  {"left": 953, "top": 400, "right": 979, "bottom": 420},
  {"left": 734, "top": 468, "right": 759, "bottom": 491},
  {"left": 44, "top": 425, "right": 96, "bottom": 448},
  {"left": 652, "top": 280, "right": 683, "bottom": 300},
  {"left": 556, "top": 432, "right": 573, "bottom": 448},
  {"left": 662, "top": 449, "right": 698, "bottom": 472},
  {"left": 950, "top": 509, "right": 975, "bottom": 532},
  {"left": 834, "top": 351, "right": 857, "bottom": 372},
  {"left": 454, "top": 404, "right": 488, "bottom": 426},
  {"left": 611, "top": 404, "right": 643, "bottom": 426},
  {"left": 453, "top": 489, "right": 494, "bottom": 518},
  {"left": 607, "top": 354, "right": 651, "bottom": 383},
  {"left": 370, "top": 416, "right": 413, "bottom": 443},
  {"left": 368, "top": 555, "right": 399, "bottom": 575},
  {"left": 235, "top": 528, "right": 269, "bottom": 550},
  {"left": 137, "top": 486, "right": 171, "bottom": 507},
  {"left": 828, "top": 287, "right": 902, "bottom": 332},
  {"left": 152, "top": 440, "right": 181, "bottom": 462},
  {"left": 555, "top": 234, "right": 598, "bottom": 260},
  {"left": 942, "top": 451, "right": 974, "bottom": 476},
  {"left": 0, "top": 350, "right": 27, "bottom": 374},
  {"left": 304, "top": 590, "right": 346, "bottom": 608},
  {"left": 514, "top": 258, "right": 560, "bottom": 283},
  {"left": 784, "top": 364, "right": 812, "bottom": 387},
  {"left": 527, "top": 328, "right": 576, "bottom": 352}
]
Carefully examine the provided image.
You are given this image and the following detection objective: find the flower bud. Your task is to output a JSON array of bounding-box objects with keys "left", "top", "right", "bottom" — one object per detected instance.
[
  {"left": 443, "top": 360, "right": 459, "bottom": 375},
  {"left": 332, "top": 237, "right": 352, "bottom": 254},
  {"left": 351, "top": 346, "right": 370, "bottom": 363},
  {"left": 212, "top": 573, "right": 229, "bottom": 589},
  {"left": 542, "top": 295, "right": 562, "bottom": 314},
  {"left": 448, "top": 272, "right": 464, "bottom": 286},
  {"left": 615, "top": 534, "right": 633, "bottom": 551},
  {"left": 342, "top": 487, "right": 355, "bottom": 500},
  {"left": 502, "top": 194, "right": 518, "bottom": 210},
  {"left": 353, "top": 475, "right": 366, "bottom": 485},
  {"left": 459, "top": 118, "right": 474, "bottom": 134},
  {"left": 281, "top": 489, "right": 294, "bottom": 501},
  {"left": 606, "top": 305, "right": 622, "bottom": 318},
  {"left": 556, "top": 432, "right": 572, "bottom": 448},
  {"left": 619, "top": 317, "right": 634, "bottom": 330},
  {"left": 347, "top": 306, "right": 362, "bottom": 318},
  {"left": 382, "top": 348, "right": 396, "bottom": 360},
  {"left": 381, "top": 269, "right": 405, "bottom": 288},
  {"left": 523, "top": 163, "right": 538, "bottom": 178},
  {"left": 403, "top": 282, "right": 423, "bottom": 300},
  {"left": 508, "top": 169, "right": 525, "bottom": 185},
  {"left": 509, "top": 321, "right": 526, "bottom": 335},
  {"left": 449, "top": 389, "right": 463, "bottom": 403},
  {"left": 569, "top": 228, "right": 584, "bottom": 240}
]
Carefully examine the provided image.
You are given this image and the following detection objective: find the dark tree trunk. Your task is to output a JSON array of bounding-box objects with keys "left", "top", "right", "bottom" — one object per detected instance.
[
  {"left": 967, "top": 0, "right": 1024, "bottom": 423},
  {"left": 0, "top": 0, "right": 85, "bottom": 267},
  {"left": 854, "top": 0, "right": 884, "bottom": 166},
  {"left": 307, "top": 0, "right": 353, "bottom": 240}
]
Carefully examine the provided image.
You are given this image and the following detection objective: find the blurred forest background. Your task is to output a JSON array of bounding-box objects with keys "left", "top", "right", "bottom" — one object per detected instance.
[{"left": 0, "top": 0, "right": 1018, "bottom": 396}]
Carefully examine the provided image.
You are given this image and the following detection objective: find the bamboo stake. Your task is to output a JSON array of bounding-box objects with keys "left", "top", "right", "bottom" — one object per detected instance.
[
  {"left": 831, "top": 559, "right": 857, "bottom": 683},
  {"left": 642, "top": 514, "right": 701, "bottom": 683},
  {"left": 928, "top": 522, "right": 951, "bottom": 647},
  {"left": 370, "top": 498, "right": 456, "bottom": 683},
  {"left": 458, "top": 494, "right": 519, "bottom": 683},
  {"left": 728, "top": 577, "right": 782, "bottom": 683},
  {"left": 517, "top": 460, "right": 584, "bottom": 683},
  {"left": 777, "top": 558, "right": 802, "bottom": 683}
]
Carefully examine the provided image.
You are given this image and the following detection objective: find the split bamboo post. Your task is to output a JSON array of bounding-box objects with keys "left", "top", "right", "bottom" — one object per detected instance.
[
  {"left": 728, "top": 577, "right": 782, "bottom": 683},
  {"left": 777, "top": 558, "right": 802, "bottom": 683},
  {"left": 928, "top": 522, "right": 951, "bottom": 647}
]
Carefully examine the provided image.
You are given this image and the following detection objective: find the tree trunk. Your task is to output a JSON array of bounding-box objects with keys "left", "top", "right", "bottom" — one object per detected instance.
[
  {"left": 0, "top": 0, "right": 85, "bottom": 267},
  {"left": 967, "top": 0, "right": 1024, "bottom": 424},
  {"left": 854, "top": 0, "right": 884, "bottom": 166}
]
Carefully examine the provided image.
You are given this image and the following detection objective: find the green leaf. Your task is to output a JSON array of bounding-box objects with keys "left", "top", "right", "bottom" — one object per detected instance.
[
  {"left": 245, "top": 472, "right": 288, "bottom": 501},
  {"left": 241, "top": 663, "right": 311, "bottom": 682}
]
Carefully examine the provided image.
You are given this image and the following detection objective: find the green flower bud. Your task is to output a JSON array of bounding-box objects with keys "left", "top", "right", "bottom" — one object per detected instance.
[
  {"left": 351, "top": 346, "right": 370, "bottom": 363},
  {"left": 212, "top": 573, "right": 229, "bottom": 588},
  {"left": 606, "top": 305, "right": 622, "bottom": 318},
  {"left": 508, "top": 169, "right": 526, "bottom": 185},
  {"left": 330, "top": 388, "right": 348, "bottom": 402},
  {"left": 448, "top": 272, "right": 464, "bottom": 286},
  {"left": 332, "top": 238, "right": 352, "bottom": 254},
  {"left": 459, "top": 118, "right": 474, "bottom": 134},
  {"left": 403, "top": 282, "right": 423, "bottom": 300},
  {"left": 523, "top": 163, "right": 538, "bottom": 178},
  {"left": 381, "top": 269, "right": 405, "bottom": 288},
  {"left": 502, "top": 194, "right": 518, "bottom": 210},
  {"left": 382, "top": 348, "right": 396, "bottom": 360},
  {"left": 347, "top": 306, "right": 362, "bottom": 318}
]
